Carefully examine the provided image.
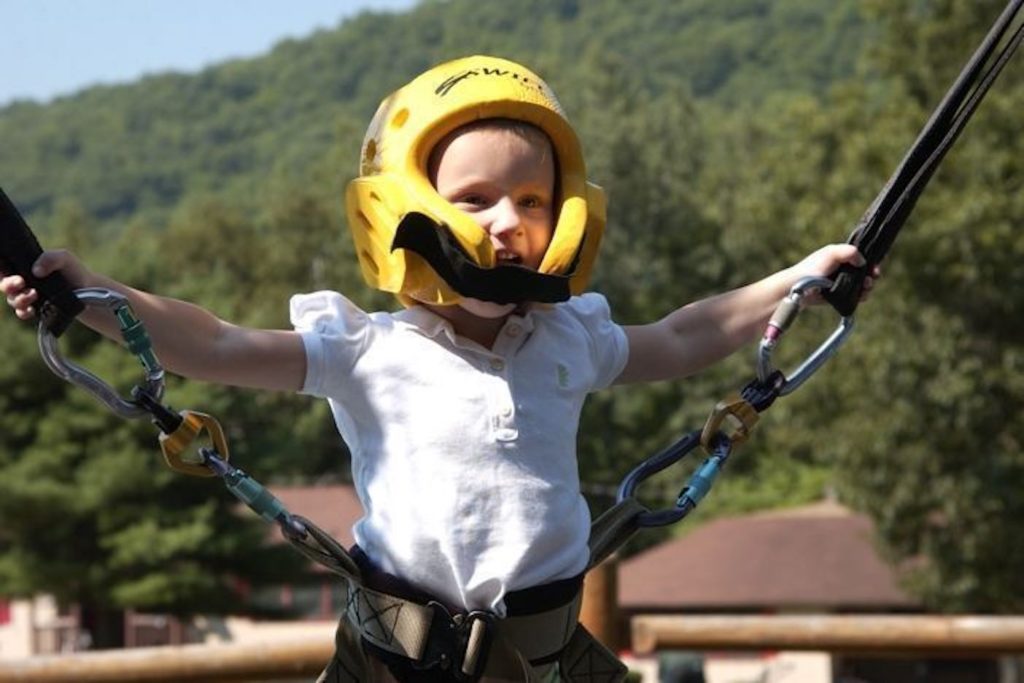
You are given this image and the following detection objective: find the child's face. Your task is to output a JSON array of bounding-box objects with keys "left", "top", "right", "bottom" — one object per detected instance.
[{"left": 431, "top": 125, "right": 556, "bottom": 272}]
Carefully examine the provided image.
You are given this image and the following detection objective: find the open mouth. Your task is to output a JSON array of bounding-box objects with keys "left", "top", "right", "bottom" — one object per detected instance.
[{"left": 496, "top": 250, "right": 523, "bottom": 266}]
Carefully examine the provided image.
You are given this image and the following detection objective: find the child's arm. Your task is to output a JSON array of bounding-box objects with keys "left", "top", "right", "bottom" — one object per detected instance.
[
  {"left": 1, "top": 250, "right": 306, "bottom": 392},
  {"left": 616, "top": 244, "right": 873, "bottom": 385}
]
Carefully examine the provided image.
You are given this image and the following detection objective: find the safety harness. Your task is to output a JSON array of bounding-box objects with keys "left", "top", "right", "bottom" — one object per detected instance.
[{"left": 2, "top": 3, "right": 1021, "bottom": 681}]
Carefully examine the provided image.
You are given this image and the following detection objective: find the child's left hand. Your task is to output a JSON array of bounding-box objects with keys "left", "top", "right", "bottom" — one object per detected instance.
[{"left": 790, "top": 244, "right": 881, "bottom": 306}]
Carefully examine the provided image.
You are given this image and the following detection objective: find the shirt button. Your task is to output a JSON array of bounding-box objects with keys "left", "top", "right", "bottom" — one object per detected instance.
[
  {"left": 500, "top": 404, "right": 513, "bottom": 417},
  {"left": 495, "top": 428, "right": 518, "bottom": 442},
  {"left": 489, "top": 358, "right": 506, "bottom": 372},
  {"left": 506, "top": 324, "right": 521, "bottom": 337}
]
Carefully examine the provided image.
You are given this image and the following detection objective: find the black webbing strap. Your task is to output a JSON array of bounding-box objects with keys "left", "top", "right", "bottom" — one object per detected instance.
[
  {"left": 391, "top": 212, "right": 575, "bottom": 304},
  {"left": 0, "top": 188, "right": 83, "bottom": 336},
  {"left": 825, "top": 0, "right": 1024, "bottom": 316}
]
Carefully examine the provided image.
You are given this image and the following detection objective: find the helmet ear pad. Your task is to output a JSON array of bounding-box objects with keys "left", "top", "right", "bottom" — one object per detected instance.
[
  {"left": 345, "top": 55, "right": 606, "bottom": 306},
  {"left": 347, "top": 174, "right": 484, "bottom": 304},
  {"left": 347, "top": 173, "right": 606, "bottom": 306}
]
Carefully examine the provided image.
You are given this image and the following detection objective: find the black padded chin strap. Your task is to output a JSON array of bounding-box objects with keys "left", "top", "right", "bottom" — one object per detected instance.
[{"left": 391, "top": 212, "right": 575, "bottom": 304}]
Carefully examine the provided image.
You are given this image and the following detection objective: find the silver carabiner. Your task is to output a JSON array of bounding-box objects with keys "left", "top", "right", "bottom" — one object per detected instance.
[
  {"left": 756, "top": 276, "right": 855, "bottom": 396},
  {"left": 37, "top": 288, "right": 164, "bottom": 419}
]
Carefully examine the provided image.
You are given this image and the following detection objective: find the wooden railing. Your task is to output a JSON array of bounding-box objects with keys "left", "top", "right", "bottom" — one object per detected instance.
[
  {"left": 2, "top": 616, "right": 1024, "bottom": 682},
  {"left": 0, "top": 633, "right": 334, "bottom": 682},
  {"left": 631, "top": 614, "right": 1024, "bottom": 655}
]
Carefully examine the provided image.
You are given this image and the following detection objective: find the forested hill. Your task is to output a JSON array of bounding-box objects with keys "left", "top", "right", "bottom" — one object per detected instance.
[
  {"left": 1, "top": 0, "right": 1022, "bottom": 624},
  {"left": 0, "top": 0, "right": 864, "bottom": 233}
]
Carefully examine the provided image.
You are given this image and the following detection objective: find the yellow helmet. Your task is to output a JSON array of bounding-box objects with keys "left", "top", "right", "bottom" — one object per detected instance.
[{"left": 345, "top": 55, "right": 606, "bottom": 305}]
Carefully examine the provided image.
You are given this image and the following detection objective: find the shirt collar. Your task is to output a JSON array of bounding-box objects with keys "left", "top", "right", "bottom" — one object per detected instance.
[
  {"left": 394, "top": 305, "right": 451, "bottom": 340},
  {"left": 395, "top": 305, "right": 537, "bottom": 352}
]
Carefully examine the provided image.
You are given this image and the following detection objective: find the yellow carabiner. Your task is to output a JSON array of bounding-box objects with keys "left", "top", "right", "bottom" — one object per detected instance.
[
  {"left": 700, "top": 394, "right": 759, "bottom": 453},
  {"left": 158, "top": 410, "right": 229, "bottom": 477}
]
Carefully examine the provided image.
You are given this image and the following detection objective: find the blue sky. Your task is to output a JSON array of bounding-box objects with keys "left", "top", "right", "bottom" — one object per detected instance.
[{"left": 2, "top": 0, "right": 417, "bottom": 106}]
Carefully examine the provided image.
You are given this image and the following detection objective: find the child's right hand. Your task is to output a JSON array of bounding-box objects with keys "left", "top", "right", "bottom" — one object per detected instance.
[{"left": 1, "top": 249, "right": 92, "bottom": 321}]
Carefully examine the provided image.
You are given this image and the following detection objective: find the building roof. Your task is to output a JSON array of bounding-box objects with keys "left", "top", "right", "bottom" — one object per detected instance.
[
  {"left": 618, "top": 500, "right": 918, "bottom": 612},
  {"left": 269, "top": 483, "right": 362, "bottom": 548}
]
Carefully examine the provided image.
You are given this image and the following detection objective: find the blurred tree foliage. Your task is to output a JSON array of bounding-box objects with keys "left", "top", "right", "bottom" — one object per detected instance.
[
  {"left": 0, "top": 0, "right": 1021, "bottom": 628},
  {"left": 825, "top": 0, "right": 1024, "bottom": 612}
]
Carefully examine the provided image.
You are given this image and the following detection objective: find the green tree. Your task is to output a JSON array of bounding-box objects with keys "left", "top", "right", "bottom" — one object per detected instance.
[
  {"left": 0, "top": 238, "right": 308, "bottom": 648},
  {"left": 694, "top": 0, "right": 1024, "bottom": 610},
  {"left": 2, "top": 0, "right": 1019, "bottom": 627},
  {"left": 826, "top": 0, "right": 1024, "bottom": 612}
]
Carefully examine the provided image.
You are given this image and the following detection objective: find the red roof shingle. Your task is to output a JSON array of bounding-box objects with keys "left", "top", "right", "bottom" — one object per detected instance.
[{"left": 618, "top": 501, "right": 917, "bottom": 612}]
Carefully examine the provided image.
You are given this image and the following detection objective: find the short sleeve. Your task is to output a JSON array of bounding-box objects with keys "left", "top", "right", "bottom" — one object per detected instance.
[
  {"left": 289, "top": 291, "right": 371, "bottom": 397},
  {"left": 563, "top": 293, "right": 629, "bottom": 390}
]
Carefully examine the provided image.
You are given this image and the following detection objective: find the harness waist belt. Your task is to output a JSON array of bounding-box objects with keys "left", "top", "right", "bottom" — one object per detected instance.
[{"left": 283, "top": 515, "right": 629, "bottom": 682}]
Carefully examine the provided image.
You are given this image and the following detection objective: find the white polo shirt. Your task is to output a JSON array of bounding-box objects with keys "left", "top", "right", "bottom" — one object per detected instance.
[{"left": 290, "top": 291, "right": 628, "bottom": 615}]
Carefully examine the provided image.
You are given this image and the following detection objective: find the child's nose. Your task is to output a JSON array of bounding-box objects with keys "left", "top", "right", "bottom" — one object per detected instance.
[{"left": 487, "top": 197, "right": 521, "bottom": 238}]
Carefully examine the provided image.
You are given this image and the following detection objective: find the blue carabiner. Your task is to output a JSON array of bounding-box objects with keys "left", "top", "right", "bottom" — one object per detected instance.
[
  {"left": 616, "top": 430, "right": 708, "bottom": 527},
  {"left": 757, "top": 276, "right": 855, "bottom": 396},
  {"left": 37, "top": 288, "right": 164, "bottom": 419}
]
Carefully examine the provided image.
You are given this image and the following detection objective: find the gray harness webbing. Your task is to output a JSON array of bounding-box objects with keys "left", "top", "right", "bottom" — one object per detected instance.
[{"left": 284, "top": 502, "right": 645, "bottom": 682}]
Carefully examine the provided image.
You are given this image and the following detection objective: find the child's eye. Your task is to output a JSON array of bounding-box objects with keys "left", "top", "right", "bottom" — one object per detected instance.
[
  {"left": 455, "top": 193, "right": 487, "bottom": 207},
  {"left": 520, "top": 196, "right": 545, "bottom": 209}
]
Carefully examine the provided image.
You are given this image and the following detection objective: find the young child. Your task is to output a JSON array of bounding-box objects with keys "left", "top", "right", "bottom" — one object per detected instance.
[{"left": 2, "top": 56, "right": 874, "bottom": 682}]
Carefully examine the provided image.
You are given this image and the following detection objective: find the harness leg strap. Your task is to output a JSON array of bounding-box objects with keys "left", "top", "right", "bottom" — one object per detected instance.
[
  {"left": 316, "top": 616, "right": 370, "bottom": 683},
  {"left": 558, "top": 625, "right": 629, "bottom": 683}
]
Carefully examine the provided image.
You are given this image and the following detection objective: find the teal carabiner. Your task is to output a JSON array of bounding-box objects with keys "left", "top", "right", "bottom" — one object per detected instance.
[
  {"left": 757, "top": 276, "right": 855, "bottom": 397},
  {"left": 38, "top": 287, "right": 164, "bottom": 419}
]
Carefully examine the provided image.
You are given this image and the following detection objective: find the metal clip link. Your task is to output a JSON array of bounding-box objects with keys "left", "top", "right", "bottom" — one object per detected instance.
[
  {"left": 757, "top": 276, "right": 855, "bottom": 396},
  {"left": 158, "top": 410, "right": 229, "bottom": 478},
  {"left": 38, "top": 288, "right": 164, "bottom": 419},
  {"left": 700, "top": 395, "right": 759, "bottom": 453}
]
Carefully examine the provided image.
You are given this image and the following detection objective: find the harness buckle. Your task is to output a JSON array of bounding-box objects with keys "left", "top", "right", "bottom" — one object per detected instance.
[{"left": 417, "top": 602, "right": 495, "bottom": 682}]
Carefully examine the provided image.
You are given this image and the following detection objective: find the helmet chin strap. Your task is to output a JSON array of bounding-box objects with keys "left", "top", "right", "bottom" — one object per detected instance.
[{"left": 391, "top": 212, "right": 580, "bottom": 304}]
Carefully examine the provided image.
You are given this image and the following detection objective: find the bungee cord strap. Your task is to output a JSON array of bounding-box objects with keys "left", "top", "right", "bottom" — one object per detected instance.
[
  {"left": 825, "top": 0, "right": 1024, "bottom": 317},
  {"left": 0, "top": 188, "right": 83, "bottom": 336}
]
